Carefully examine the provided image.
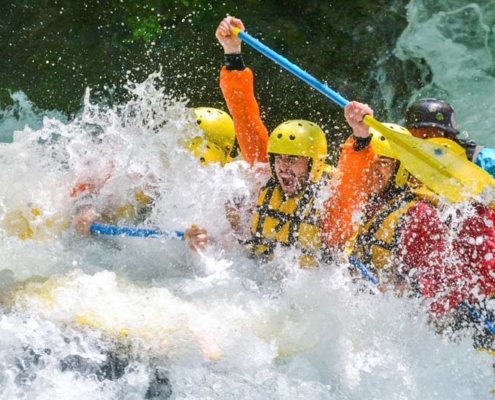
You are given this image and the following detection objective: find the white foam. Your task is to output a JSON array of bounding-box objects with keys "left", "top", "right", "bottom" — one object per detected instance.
[{"left": 0, "top": 72, "right": 493, "bottom": 399}]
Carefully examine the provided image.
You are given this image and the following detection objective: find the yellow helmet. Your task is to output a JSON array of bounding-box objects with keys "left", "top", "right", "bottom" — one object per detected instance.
[
  {"left": 194, "top": 108, "right": 236, "bottom": 159},
  {"left": 184, "top": 137, "right": 228, "bottom": 166},
  {"left": 268, "top": 120, "right": 327, "bottom": 182},
  {"left": 371, "top": 124, "right": 469, "bottom": 189},
  {"left": 322, "top": 163, "right": 336, "bottom": 178},
  {"left": 370, "top": 123, "right": 412, "bottom": 187},
  {"left": 371, "top": 122, "right": 467, "bottom": 159}
]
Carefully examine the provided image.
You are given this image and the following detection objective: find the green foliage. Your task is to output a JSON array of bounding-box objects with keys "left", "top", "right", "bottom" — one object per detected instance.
[
  {"left": 0, "top": 0, "right": 417, "bottom": 154},
  {"left": 128, "top": 15, "right": 163, "bottom": 43}
]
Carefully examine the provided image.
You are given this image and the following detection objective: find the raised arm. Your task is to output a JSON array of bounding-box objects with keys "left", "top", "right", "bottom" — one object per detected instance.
[
  {"left": 216, "top": 17, "right": 269, "bottom": 166},
  {"left": 321, "top": 101, "right": 375, "bottom": 251}
]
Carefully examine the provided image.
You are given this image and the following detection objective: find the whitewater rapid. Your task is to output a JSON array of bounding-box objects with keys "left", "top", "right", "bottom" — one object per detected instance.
[
  {"left": 2, "top": 0, "right": 495, "bottom": 396},
  {"left": 0, "top": 71, "right": 492, "bottom": 399}
]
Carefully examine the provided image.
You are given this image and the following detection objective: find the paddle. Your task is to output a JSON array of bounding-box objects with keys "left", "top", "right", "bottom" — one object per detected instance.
[
  {"left": 231, "top": 27, "right": 493, "bottom": 202},
  {"left": 348, "top": 255, "right": 379, "bottom": 285},
  {"left": 90, "top": 222, "right": 185, "bottom": 240},
  {"left": 349, "top": 255, "right": 495, "bottom": 335}
]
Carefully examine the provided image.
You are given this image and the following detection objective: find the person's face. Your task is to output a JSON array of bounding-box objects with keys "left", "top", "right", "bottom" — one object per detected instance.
[
  {"left": 273, "top": 154, "right": 310, "bottom": 197},
  {"left": 408, "top": 126, "right": 444, "bottom": 139},
  {"left": 370, "top": 156, "right": 398, "bottom": 194}
]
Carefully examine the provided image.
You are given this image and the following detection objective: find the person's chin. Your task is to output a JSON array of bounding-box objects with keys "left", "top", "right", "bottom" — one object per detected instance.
[{"left": 281, "top": 185, "right": 299, "bottom": 197}]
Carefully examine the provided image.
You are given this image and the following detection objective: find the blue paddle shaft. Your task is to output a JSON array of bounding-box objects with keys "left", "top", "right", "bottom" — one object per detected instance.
[
  {"left": 458, "top": 302, "right": 495, "bottom": 335},
  {"left": 237, "top": 30, "right": 349, "bottom": 108},
  {"left": 348, "top": 255, "right": 379, "bottom": 285},
  {"left": 90, "top": 222, "right": 185, "bottom": 240}
]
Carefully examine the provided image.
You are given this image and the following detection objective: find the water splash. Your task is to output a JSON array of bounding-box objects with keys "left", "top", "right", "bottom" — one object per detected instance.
[
  {"left": 0, "top": 91, "right": 68, "bottom": 143},
  {"left": 0, "top": 72, "right": 494, "bottom": 399}
]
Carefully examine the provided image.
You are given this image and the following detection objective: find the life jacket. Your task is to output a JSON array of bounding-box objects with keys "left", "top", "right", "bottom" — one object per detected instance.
[
  {"left": 1, "top": 205, "right": 69, "bottom": 242},
  {"left": 220, "top": 67, "right": 375, "bottom": 253},
  {"left": 246, "top": 178, "right": 328, "bottom": 268},
  {"left": 72, "top": 177, "right": 154, "bottom": 226},
  {"left": 352, "top": 189, "right": 418, "bottom": 276},
  {"left": 103, "top": 189, "right": 154, "bottom": 225}
]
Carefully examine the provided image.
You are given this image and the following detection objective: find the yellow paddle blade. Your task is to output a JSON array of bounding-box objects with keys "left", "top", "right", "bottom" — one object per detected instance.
[
  {"left": 425, "top": 137, "right": 467, "bottom": 157},
  {"left": 364, "top": 115, "right": 492, "bottom": 202}
]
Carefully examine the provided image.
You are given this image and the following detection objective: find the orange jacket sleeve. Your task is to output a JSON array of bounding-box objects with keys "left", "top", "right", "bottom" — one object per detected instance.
[
  {"left": 321, "top": 137, "right": 375, "bottom": 251},
  {"left": 220, "top": 66, "right": 269, "bottom": 166}
]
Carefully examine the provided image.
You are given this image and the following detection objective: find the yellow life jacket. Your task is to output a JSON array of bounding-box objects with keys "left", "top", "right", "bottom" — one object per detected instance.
[
  {"left": 353, "top": 190, "right": 419, "bottom": 276},
  {"left": 106, "top": 189, "right": 154, "bottom": 224},
  {"left": 1, "top": 205, "right": 69, "bottom": 242},
  {"left": 247, "top": 179, "right": 326, "bottom": 268}
]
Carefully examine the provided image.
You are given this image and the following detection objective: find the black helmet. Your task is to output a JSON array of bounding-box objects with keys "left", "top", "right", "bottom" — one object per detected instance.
[{"left": 405, "top": 98, "right": 459, "bottom": 135}]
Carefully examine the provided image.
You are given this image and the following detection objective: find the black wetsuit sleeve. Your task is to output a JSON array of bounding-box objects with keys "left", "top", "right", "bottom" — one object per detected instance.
[
  {"left": 224, "top": 54, "right": 246, "bottom": 71},
  {"left": 353, "top": 135, "right": 372, "bottom": 151}
]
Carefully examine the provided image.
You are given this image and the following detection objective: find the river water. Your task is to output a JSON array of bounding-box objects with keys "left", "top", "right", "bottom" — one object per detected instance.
[
  {"left": 394, "top": 0, "right": 495, "bottom": 146},
  {"left": 1, "top": 1, "right": 495, "bottom": 399}
]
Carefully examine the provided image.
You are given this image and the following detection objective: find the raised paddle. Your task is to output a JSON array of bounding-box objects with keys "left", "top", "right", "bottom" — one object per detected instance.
[{"left": 231, "top": 27, "right": 493, "bottom": 202}]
